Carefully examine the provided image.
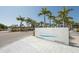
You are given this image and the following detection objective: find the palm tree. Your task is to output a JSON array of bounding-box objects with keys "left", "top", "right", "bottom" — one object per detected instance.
[
  {"left": 38, "top": 8, "right": 50, "bottom": 27},
  {"left": 47, "top": 11, "right": 55, "bottom": 27},
  {"left": 65, "top": 19, "right": 74, "bottom": 30},
  {"left": 16, "top": 16, "right": 25, "bottom": 31},
  {"left": 25, "top": 17, "right": 37, "bottom": 28},
  {"left": 25, "top": 17, "right": 37, "bottom": 36},
  {"left": 53, "top": 16, "right": 62, "bottom": 27},
  {"left": 25, "top": 17, "right": 32, "bottom": 27},
  {"left": 58, "top": 7, "right": 73, "bottom": 27},
  {"left": 31, "top": 20, "right": 37, "bottom": 29}
]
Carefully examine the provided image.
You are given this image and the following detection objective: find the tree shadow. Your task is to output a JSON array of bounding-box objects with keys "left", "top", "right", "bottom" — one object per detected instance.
[
  {"left": 69, "top": 42, "right": 79, "bottom": 48},
  {"left": 69, "top": 36, "right": 79, "bottom": 47},
  {"left": 69, "top": 36, "right": 75, "bottom": 40}
]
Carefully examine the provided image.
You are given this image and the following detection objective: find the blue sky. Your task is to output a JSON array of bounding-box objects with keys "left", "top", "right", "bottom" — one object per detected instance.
[{"left": 0, "top": 6, "right": 79, "bottom": 26}]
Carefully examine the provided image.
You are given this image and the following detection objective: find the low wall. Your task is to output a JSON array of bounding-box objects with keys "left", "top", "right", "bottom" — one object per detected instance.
[{"left": 35, "top": 28, "right": 69, "bottom": 45}]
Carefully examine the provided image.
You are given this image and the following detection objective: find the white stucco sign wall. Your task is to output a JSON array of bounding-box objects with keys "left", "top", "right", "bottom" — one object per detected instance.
[{"left": 35, "top": 28, "right": 69, "bottom": 45}]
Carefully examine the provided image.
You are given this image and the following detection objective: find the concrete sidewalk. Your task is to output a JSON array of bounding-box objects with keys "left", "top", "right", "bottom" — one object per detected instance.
[
  {"left": 70, "top": 31, "right": 79, "bottom": 47},
  {"left": 0, "top": 36, "right": 79, "bottom": 53}
]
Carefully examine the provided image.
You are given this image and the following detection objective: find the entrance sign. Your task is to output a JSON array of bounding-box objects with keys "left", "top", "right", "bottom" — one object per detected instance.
[{"left": 35, "top": 28, "right": 69, "bottom": 45}]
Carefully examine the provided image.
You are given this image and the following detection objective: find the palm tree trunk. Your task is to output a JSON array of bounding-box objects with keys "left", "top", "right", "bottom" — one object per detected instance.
[
  {"left": 63, "top": 19, "right": 65, "bottom": 27},
  {"left": 44, "top": 15, "right": 46, "bottom": 27},
  {"left": 49, "top": 19, "right": 52, "bottom": 27},
  {"left": 40, "top": 23, "right": 42, "bottom": 27},
  {"left": 62, "top": 16, "right": 65, "bottom": 27},
  {"left": 33, "top": 29, "right": 35, "bottom": 36},
  {"left": 32, "top": 24, "right": 35, "bottom": 36},
  {"left": 57, "top": 24, "right": 58, "bottom": 27},
  {"left": 63, "top": 21, "right": 64, "bottom": 27}
]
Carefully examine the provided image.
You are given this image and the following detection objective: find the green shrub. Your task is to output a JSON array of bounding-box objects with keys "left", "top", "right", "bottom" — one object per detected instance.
[
  {"left": 10, "top": 27, "right": 34, "bottom": 32},
  {"left": 0, "top": 23, "right": 7, "bottom": 31},
  {"left": 77, "top": 28, "right": 79, "bottom": 32}
]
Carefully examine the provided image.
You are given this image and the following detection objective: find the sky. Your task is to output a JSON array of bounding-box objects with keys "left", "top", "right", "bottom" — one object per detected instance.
[{"left": 0, "top": 6, "right": 79, "bottom": 26}]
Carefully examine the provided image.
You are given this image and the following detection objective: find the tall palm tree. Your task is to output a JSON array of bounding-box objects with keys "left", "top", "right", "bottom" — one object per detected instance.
[
  {"left": 47, "top": 11, "right": 55, "bottom": 27},
  {"left": 38, "top": 8, "right": 50, "bottom": 27},
  {"left": 16, "top": 16, "right": 25, "bottom": 31},
  {"left": 58, "top": 7, "right": 73, "bottom": 27}
]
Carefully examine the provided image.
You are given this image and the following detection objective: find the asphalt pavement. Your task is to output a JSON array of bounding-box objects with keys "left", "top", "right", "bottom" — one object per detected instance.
[{"left": 0, "top": 31, "right": 33, "bottom": 48}]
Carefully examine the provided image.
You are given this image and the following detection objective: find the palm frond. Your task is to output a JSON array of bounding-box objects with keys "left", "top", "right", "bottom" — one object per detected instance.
[{"left": 38, "top": 13, "right": 43, "bottom": 16}]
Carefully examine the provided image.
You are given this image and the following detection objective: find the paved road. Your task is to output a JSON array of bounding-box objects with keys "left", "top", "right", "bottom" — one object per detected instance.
[{"left": 0, "top": 31, "right": 33, "bottom": 48}]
